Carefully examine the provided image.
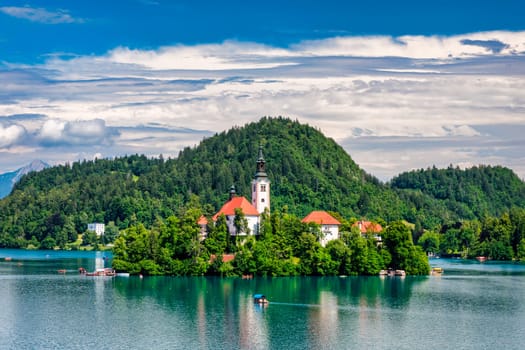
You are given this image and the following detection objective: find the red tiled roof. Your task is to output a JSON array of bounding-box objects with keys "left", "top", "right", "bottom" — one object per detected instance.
[
  {"left": 353, "top": 220, "right": 382, "bottom": 233},
  {"left": 212, "top": 196, "right": 260, "bottom": 220},
  {"left": 301, "top": 211, "right": 341, "bottom": 225},
  {"left": 209, "top": 254, "right": 235, "bottom": 263},
  {"left": 197, "top": 215, "right": 208, "bottom": 225}
]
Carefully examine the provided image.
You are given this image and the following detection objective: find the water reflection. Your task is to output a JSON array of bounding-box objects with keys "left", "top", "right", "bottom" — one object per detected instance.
[
  {"left": 2, "top": 251, "right": 524, "bottom": 350},
  {"left": 110, "top": 276, "right": 423, "bottom": 349},
  {"left": 113, "top": 277, "right": 272, "bottom": 349},
  {"left": 307, "top": 291, "right": 338, "bottom": 348}
]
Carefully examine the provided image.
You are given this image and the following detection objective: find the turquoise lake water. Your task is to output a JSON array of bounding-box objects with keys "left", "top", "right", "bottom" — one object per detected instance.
[{"left": 0, "top": 249, "right": 524, "bottom": 349}]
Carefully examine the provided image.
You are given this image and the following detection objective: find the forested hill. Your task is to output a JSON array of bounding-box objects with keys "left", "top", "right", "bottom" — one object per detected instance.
[
  {"left": 0, "top": 117, "right": 523, "bottom": 248},
  {"left": 391, "top": 165, "right": 525, "bottom": 220},
  {"left": 172, "top": 117, "right": 405, "bottom": 220},
  {"left": 0, "top": 117, "right": 406, "bottom": 246}
]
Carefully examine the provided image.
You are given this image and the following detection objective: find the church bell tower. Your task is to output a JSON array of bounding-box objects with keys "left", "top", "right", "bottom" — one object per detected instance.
[{"left": 251, "top": 145, "right": 270, "bottom": 214}]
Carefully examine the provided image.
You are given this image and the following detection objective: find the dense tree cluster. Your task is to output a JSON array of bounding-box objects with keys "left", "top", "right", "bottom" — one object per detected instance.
[
  {"left": 112, "top": 204, "right": 430, "bottom": 276},
  {"left": 417, "top": 207, "right": 525, "bottom": 261},
  {"left": 392, "top": 165, "right": 525, "bottom": 232}
]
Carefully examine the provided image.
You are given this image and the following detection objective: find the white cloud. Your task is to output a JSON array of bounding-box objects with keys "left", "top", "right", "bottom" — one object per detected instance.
[
  {"left": 44, "top": 31, "right": 525, "bottom": 75},
  {"left": 0, "top": 123, "right": 26, "bottom": 148},
  {"left": 37, "top": 119, "right": 118, "bottom": 146},
  {"left": 1, "top": 31, "right": 525, "bottom": 180},
  {"left": 0, "top": 6, "right": 83, "bottom": 24},
  {"left": 38, "top": 119, "right": 66, "bottom": 142},
  {"left": 293, "top": 31, "right": 525, "bottom": 59},
  {"left": 106, "top": 42, "right": 295, "bottom": 71}
]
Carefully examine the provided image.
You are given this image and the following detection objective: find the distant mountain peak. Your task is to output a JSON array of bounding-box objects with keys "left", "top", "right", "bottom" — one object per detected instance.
[
  {"left": 14, "top": 160, "right": 49, "bottom": 183},
  {"left": 0, "top": 160, "right": 49, "bottom": 199}
]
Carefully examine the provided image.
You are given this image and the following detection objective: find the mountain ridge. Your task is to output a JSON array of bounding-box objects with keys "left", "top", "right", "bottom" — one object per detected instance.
[{"left": 0, "top": 160, "right": 49, "bottom": 199}]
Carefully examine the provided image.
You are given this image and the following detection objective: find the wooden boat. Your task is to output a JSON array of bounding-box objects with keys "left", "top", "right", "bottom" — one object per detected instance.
[
  {"left": 379, "top": 268, "right": 405, "bottom": 277},
  {"left": 431, "top": 267, "right": 444, "bottom": 275},
  {"left": 83, "top": 268, "right": 116, "bottom": 277},
  {"left": 253, "top": 294, "right": 269, "bottom": 304},
  {"left": 394, "top": 269, "right": 406, "bottom": 277}
]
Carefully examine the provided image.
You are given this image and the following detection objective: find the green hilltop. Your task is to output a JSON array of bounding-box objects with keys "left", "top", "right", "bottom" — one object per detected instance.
[
  {"left": 173, "top": 116, "right": 406, "bottom": 220},
  {"left": 0, "top": 116, "right": 524, "bottom": 249}
]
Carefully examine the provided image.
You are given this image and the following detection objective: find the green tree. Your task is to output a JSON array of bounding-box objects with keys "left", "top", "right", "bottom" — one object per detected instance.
[
  {"left": 295, "top": 233, "right": 319, "bottom": 275},
  {"left": 510, "top": 208, "right": 525, "bottom": 256},
  {"left": 40, "top": 236, "right": 56, "bottom": 250},
  {"left": 204, "top": 214, "right": 228, "bottom": 254},
  {"left": 102, "top": 221, "right": 119, "bottom": 244},
  {"left": 517, "top": 239, "right": 525, "bottom": 261},
  {"left": 418, "top": 231, "right": 440, "bottom": 255},
  {"left": 383, "top": 221, "right": 430, "bottom": 275},
  {"left": 233, "top": 208, "right": 249, "bottom": 236},
  {"left": 326, "top": 239, "right": 352, "bottom": 275},
  {"left": 440, "top": 228, "right": 460, "bottom": 255},
  {"left": 82, "top": 230, "right": 98, "bottom": 246}
]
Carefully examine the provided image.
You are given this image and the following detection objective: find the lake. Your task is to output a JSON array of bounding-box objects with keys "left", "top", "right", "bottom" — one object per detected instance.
[{"left": 1, "top": 249, "right": 524, "bottom": 349}]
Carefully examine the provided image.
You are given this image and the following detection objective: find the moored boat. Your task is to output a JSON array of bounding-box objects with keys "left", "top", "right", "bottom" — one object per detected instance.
[
  {"left": 394, "top": 269, "right": 406, "bottom": 277},
  {"left": 380, "top": 268, "right": 406, "bottom": 277},
  {"left": 82, "top": 268, "right": 116, "bottom": 277},
  {"left": 431, "top": 267, "right": 444, "bottom": 275},
  {"left": 253, "top": 294, "right": 269, "bottom": 304}
]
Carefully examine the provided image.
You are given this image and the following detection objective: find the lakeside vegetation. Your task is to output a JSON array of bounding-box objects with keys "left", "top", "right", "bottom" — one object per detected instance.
[
  {"left": 112, "top": 203, "right": 525, "bottom": 276},
  {"left": 112, "top": 205, "right": 430, "bottom": 276},
  {"left": 0, "top": 117, "right": 524, "bottom": 273}
]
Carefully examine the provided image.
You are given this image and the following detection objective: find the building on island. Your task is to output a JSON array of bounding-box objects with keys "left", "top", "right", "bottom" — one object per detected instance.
[
  {"left": 301, "top": 211, "right": 341, "bottom": 247},
  {"left": 87, "top": 222, "right": 105, "bottom": 236},
  {"left": 199, "top": 146, "right": 383, "bottom": 248},
  {"left": 352, "top": 220, "right": 383, "bottom": 242},
  {"left": 212, "top": 186, "right": 260, "bottom": 236},
  {"left": 197, "top": 215, "right": 208, "bottom": 241},
  {"left": 202, "top": 145, "right": 271, "bottom": 238}
]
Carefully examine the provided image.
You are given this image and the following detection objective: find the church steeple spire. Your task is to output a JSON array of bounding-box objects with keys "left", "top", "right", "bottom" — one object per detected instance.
[
  {"left": 252, "top": 144, "right": 270, "bottom": 215},
  {"left": 255, "top": 144, "right": 267, "bottom": 178}
]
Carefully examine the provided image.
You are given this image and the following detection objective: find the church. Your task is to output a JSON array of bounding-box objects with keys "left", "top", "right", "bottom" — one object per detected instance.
[
  {"left": 204, "top": 146, "right": 271, "bottom": 237},
  {"left": 198, "top": 146, "right": 350, "bottom": 247}
]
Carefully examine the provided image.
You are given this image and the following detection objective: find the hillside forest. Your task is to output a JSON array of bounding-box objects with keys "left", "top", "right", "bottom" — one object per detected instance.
[{"left": 0, "top": 117, "right": 524, "bottom": 274}]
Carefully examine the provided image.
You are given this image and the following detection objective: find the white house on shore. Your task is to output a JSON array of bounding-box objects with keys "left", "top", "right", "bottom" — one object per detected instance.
[
  {"left": 302, "top": 211, "right": 341, "bottom": 247},
  {"left": 87, "top": 222, "right": 105, "bottom": 236},
  {"left": 353, "top": 220, "right": 383, "bottom": 243}
]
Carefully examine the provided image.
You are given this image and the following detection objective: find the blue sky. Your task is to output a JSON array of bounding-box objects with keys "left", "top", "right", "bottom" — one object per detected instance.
[
  {"left": 1, "top": 0, "right": 525, "bottom": 180},
  {"left": 2, "top": 0, "right": 524, "bottom": 62}
]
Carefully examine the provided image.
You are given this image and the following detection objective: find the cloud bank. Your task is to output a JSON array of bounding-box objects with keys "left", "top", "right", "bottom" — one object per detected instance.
[{"left": 1, "top": 31, "right": 524, "bottom": 180}]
